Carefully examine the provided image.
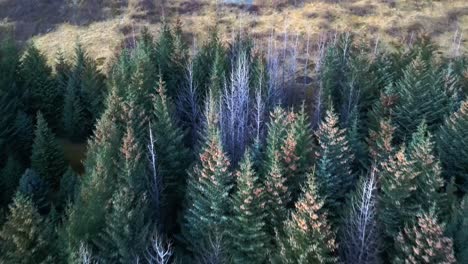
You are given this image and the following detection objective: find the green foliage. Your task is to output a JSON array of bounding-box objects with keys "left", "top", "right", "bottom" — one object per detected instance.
[
  {"left": 406, "top": 122, "right": 445, "bottom": 214},
  {"left": 181, "top": 124, "right": 232, "bottom": 256},
  {"left": 228, "top": 151, "right": 268, "bottom": 264},
  {"left": 57, "top": 167, "right": 79, "bottom": 209},
  {"left": 20, "top": 44, "right": 61, "bottom": 129},
  {"left": 393, "top": 213, "right": 456, "bottom": 264},
  {"left": 31, "top": 112, "right": 67, "bottom": 190},
  {"left": 152, "top": 80, "right": 191, "bottom": 233},
  {"left": 282, "top": 106, "right": 314, "bottom": 203},
  {"left": 393, "top": 57, "right": 449, "bottom": 141},
  {"left": 379, "top": 147, "right": 419, "bottom": 253},
  {"left": 446, "top": 196, "right": 468, "bottom": 263},
  {"left": 274, "top": 173, "right": 338, "bottom": 264},
  {"left": 0, "top": 193, "right": 55, "bottom": 263},
  {"left": 18, "top": 169, "right": 50, "bottom": 213},
  {"left": 0, "top": 156, "right": 23, "bottom": 207},
  {"left": 437, "top": 100, "right": 468, "bottom": 192},
  {"left": 315, "top": 107, "right": 355, "bottom": 222}
]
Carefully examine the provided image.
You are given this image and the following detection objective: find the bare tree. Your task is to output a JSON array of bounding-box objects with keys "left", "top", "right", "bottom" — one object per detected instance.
[
  {"left": 145, "top": 235, "right": 173, "bottom": 264},
  {"left": 148, "top": 125, "right": 163, "bottom": 232},
  {"left": 176, "top": 60, "right": 202, "bottom": 146},
  {"left": 79, "top": 242, "right": 96, "bottom": 264},
  {"left": 341, "top": 168, "right": 381, "bottom": 264},
  {"left": 220, "top": 51, "right": 250, "bottom": 164},
  {"left": 197, "top": 233, "right": 228, "bottom": 264}
]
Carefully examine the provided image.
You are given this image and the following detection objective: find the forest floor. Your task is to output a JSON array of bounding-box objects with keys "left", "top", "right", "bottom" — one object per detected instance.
[{"left": 0, "top": 0, "right": 467, "bottom": 70}]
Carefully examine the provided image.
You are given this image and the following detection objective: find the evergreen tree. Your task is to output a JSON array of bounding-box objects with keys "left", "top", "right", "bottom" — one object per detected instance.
[
  {"left": 20, "top": 44, "right": 60, "bottom": 128},
  {"left": 315, "top": 107, "right": 355, "bottom": 222},
  {"left": 367, "top": 118, "right": 395, "bottom": 168},
  {"left": 31, "top": 112, "right": 67, "bottom": 190},
  {"left": 282, "top": 106, "right": 314, "bottom": 204},
  {"left": 393, "top": 213, "right": 456, "bottom": 264},
  {"left": 407, "top": 121, "right": 445, "bottom": 214},
  {"left": 437, "top": 100, "right": 468, "bottom": 192},
  {"left": 379, "top": 147, "right": 419, "bottom": 253},
  {"left": 64, "top": 89, "right": 123, "bottom": 256},
  {"left": 228, "top": 151, "right": 268, "bottom": 264},
  {"left": 393, "top": 57, "right": 449, "bottom": 141},
  {"left": 96, "top": 125, "right": 152, "bottom": 263},
  {"left": 63, "top": 76, "right": 86, "bottom": 141},
  {"left": 13, "top": 111, "right": 34, "bottom": 162},
  {"left": 0, "top": 156, "right": 23, "bottom": 207},
  {"left": 57, "top": 167, "right": 79, "bottom": 209},
  {"left": 0, "top": 193, "right": 54, "bottom": 263},
  {"left": 447, "top": 196, "right": 468, "bottom": 263},
  {"left": 275, "top": 173, "right": 338, "bottom": 264},
  {"left": 0, "top": 36, "right": 20, "bottom": 157},
  {"left": 18, "top": 169, "right": 50, "bottom": 213},
  {"left": 152, "top": 80, "right": 190, "bottom": 233},
  {"left": 181, "top": 122, "right": 232, "bottom": 256}
]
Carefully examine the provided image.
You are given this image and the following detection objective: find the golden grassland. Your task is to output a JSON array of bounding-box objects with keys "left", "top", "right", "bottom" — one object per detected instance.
[{"left": 1, "top": 0, "right": 467, "bottom": 67}]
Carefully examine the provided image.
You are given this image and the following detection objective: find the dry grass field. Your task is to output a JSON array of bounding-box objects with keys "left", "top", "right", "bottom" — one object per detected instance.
[{"left": 1, "top": 0, "right": 467, "bottom": 67}]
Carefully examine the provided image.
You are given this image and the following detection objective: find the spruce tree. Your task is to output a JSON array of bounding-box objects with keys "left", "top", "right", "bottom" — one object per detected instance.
[
  {"left": 393, "top": 57, "right": 449, "bottom": 140},
  {"left": 448, "top": 196, "right": 468, "bottom": 263},
  {"left": 367, "top": 118, "right": 395, "bottom": 168},
  {"left": 275, "top": 173, "right": 338, "bottom": 264},
  {"left": 437, "top": 100, "right": 468, "bottom": 192},
  {"left": 315, "top": 107, "right": 355, "bottom": 222},
  {"left": 18, "top": 169, "right": 50, "bottom": 214},
  {"left": 96, "top": 125, "right": 152, "bottom": 263},
  {"left": 152, "top": 79, "right": 190, "bottom": 233},
  {"left": 407, "top": 121, "right": 445, "bottom": 213},
  {"left": 19, "top": 44, "right": 60, "bottom": 129},
  {"left": 31, "top": 112, "right": 67, "bottom": 190},
  {"left": 57, "top": 167, "right": 79, "bottom": 209},
  {"left": 63, "top": 77, "right": 86, "bottom": 142},
  {"left": 64, "top": 89, "right": 123, "bottom": 255},
  {"left": 0, "top": 156, "right": 23, "bottom": 207},
  {"left": 228, "top": 151, "right": 268, "bottom": 264},
  {"left": 393, "top": 213, "right": 456, "bottom": 264},
  {"left": 379, "top": 147, "right": 419, "bottom": 253},
  {"left": 0, "top": 193, "right": 54, "bottom": 263},
  {"left": 181, "top": 122, "right": 232, "bottom": 255},
  {"left": 282, "top": 105, "right": 314, "bottom": 203}
]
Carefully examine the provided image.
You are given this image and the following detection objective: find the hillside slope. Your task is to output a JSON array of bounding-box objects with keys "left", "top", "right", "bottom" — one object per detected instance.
[{"left": 1, "top": 0, "right": 467, "bottom": 67}]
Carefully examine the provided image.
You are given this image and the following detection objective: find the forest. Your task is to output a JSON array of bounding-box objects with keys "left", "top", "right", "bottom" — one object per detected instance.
[{"left": 0, "top": 22, "right": 468, "bottom": 264}]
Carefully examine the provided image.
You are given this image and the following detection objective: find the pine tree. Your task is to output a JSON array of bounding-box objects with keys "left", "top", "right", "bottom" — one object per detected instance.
[
  {"left": 0, "top": 193, "right": 54, "bottom": 263},
  {"left": 0, "top": 156, "right": 23, "bottom": 207},
  {"left": 63, "top": 76, "right": 86, "bottom": 142},
  {"left": 262, "top": 108, "right": 292, "bottom": 235},
  {"left": 13, "top": 111, "right": 34, "bottom": 163},
  {"left": 228, "top": 151, "right": 268, "bottom": 264},
  {"left": 315, "top": 107, "right": 355, "bottom": 222},
  {"left": 407, "top": 121, "right": 445, "bottom": 214},
  {"left": 367, "top": 118, "right": 395, "bottom": 168},
  {"left": 64, "top": 90, "right": 123, "bottom": 255},
  {"left": 282, "top": 105, "right": 314, "bottom": 204},
  {"left": 96, "top": 125, "right": 152, "bottom": 263},
  {"left": 275, "top": 173, "right": 338, "bottom": 264},
  {"left": 31, "top": 112, "right": 67, "bottom": 190},
  {"left": 181, "top": 122, "right": 232, "bottom": 255},
  {"left": 447, "top": 196, "right": 468, "bottom": 263},
  {"left": 437, "top": 100, "right": 468, "bottom": 193},
  {"left": 18, "top": 169, "right": 50, "bottom": 213},
  {"left": 393, "top": 57, "right": 449, "bottom": 141},
  {"left": 393, "top": 213, "right": 456, "bottom": 264},
  {"left": 152, "top": 80, "right": 191, "bottom": 233},
  {"left": 57, "top": 167, "right": 79, "bottom": 209},
  {"left": 379, "top": 147, "right": 419, "bottom": 253},
  {"left": 19, "top": 44, "right": 60, "bottom": 129}
]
